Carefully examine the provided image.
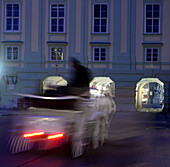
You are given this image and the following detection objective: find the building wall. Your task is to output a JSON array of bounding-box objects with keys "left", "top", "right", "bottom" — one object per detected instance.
[{"left": 0, "top": 0, "right": 170, "bottom": 112}]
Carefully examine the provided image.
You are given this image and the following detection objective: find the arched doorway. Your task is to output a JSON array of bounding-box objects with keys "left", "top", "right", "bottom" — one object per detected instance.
[{"left": 136, "top": 78, "right": 164, "bottom": 112}]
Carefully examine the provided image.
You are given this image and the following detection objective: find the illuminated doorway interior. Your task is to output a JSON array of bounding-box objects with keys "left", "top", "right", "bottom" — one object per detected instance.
[{"left": 136, "top": 78, "right": 164, "bottom": 112}]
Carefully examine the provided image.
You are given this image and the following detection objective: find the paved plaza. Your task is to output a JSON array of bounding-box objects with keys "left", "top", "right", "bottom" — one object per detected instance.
[{"left": 0, "top": 109, "right": 170, "bottom": 167}]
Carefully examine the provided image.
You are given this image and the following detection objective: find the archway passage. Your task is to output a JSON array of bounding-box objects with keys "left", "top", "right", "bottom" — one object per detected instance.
[{"left": 136, "top": 78, "right": 164, "bottom": 112}]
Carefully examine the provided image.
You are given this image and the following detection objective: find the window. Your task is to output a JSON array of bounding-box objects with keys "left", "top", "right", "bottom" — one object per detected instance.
[
  {"left": 93, "top": 47, "right": 106, "bottom": 61},
  {"left": 50, "top": 4, "right": 65, "bottom": 32},
  {"left": 145, "top": 48, "right": 159, "bottom": 62},
  {"left": 145, "top": 4, "right": 160, "bottom": 33},
  {"left": 50, "top": 47, "right": 63, "bottom": 61},
  {"left": 6, "top": 46, "right": 19, "bottom": 60},
  {"left": 93, "top": 4, "right": 108, "bottom": 33},
  {"left": 5, "top": 3, "right": 20, "bottom": 32}
]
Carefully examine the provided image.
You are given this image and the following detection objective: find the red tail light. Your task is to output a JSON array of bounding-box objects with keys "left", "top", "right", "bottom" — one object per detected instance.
[
  {"left": 47, "top": 133, "right": 64, "bottom": 140},
  {"left": 23, "top": 131, "right": 44, "bottom": 138}
]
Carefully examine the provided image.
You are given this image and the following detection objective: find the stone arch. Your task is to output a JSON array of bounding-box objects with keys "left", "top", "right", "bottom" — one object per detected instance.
[{"left": 136, "top": 78, "right": 164, "bottom": 112}]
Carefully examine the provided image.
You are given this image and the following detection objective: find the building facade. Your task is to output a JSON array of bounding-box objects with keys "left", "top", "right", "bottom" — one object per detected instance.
[{"left": 0, "top": 0, "right": 170, "bottom": 111}]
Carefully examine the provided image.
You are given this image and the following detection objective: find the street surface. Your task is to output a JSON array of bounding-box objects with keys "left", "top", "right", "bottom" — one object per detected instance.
[{"left": 0, "top": 109, "right": 170, "bottom": 167}]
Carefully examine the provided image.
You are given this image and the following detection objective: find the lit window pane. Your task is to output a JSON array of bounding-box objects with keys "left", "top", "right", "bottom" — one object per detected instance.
[
  {"left": 13, "top": 47, "right": 18, "bottom": 60},
  {"left": 52, "top": 48, "right": 56, "bottom": 52},
  {"left": 57, "top": 48, "right": 63, "bottom": 60},
  {"left": 51, "top": 48, "right": 56, "bottom": 60}
]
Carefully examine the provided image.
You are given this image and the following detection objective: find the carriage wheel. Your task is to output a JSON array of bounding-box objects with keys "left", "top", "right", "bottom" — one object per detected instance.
[
  {"left": 92, "top": 120, "right": 100, "bottom": 149},
  {"left": 71, "top": 137, "right": 86, "bottom": 158}
]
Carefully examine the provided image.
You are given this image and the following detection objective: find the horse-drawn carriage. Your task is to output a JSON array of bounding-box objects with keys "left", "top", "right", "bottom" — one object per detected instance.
[{"left": 8, "top": 77, "right": 116, "bottom": 158}]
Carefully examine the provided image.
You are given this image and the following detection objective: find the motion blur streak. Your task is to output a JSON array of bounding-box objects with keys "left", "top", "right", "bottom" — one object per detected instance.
[
  {"left": 23, "top": 131, "right": 44, "bottom": 138},
  {"left": 47, "top": 133, "right": 64, "bottom": 139}
]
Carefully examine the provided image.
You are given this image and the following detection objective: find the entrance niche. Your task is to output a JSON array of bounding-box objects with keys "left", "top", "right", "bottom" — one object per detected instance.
[{"left": 136, "top": 78, "right": 164, "bottom": 112}]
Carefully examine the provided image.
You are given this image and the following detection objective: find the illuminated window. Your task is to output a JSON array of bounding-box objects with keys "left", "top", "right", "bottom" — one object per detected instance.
[
  {"left": 93, "top": 4, "right": 108, "bottom": 33},
  {"left": 145, "top": 48, "right": 159, "bottom": 62},
  {"left": 6, "top": 46, "right": 19, "bottom": 60},
  {"left": 145, "top": 4, "right": 160, "bottom": 33},
  {"left": 50, "top": 47, "right": 63, "bottom": 61},
  {"left": 93, "top": 47, "right": 106, "bottom": 61},
  {"left": 5, "top": 3, "right": 20, "bottom": 32},
  {"left": 50, "top": 4, "right": 65, "bottom": 32}
]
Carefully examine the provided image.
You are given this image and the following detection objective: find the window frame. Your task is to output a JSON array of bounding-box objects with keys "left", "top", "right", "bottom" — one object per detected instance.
[
  {"left": 93, "top": 47, "right": 107, "bottom": 62},
  {"left": 50, "top": 46, "right": 64, "bottom": 61},
  {"left": 5, "top": 3, "right": 20, "bottom": 32},
  {"left": 144, "top": 3, "right": 161, "bottom": 34},
  {"left": 145, "top": 48, "right": 159, "bottom": 62},
  {"left": 6, "top": 46, "right": 19, "bottom": 61},
  {"left": 92, "top": 3, "right": 109, "bottom": 33},
  {"left": 50, "top": 3, "right": 66, "bottom": 33}
]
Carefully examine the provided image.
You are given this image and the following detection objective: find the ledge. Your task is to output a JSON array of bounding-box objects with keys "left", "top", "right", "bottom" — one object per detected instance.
[
  {"left": 90, "top": 42, "right": 111, "bottom": 45},
  {"left": 2, "top": 41, "right": 23, "bottom": 44},
  {"left": 46, "top": 41, "right": 68, "bottom": 45},
  {"left": 91, "top": 33, "right": 110, "bottom": 35},
  {"left": 143, "top": 33, "right": 163, "bottom": 36},
  {"left": 142, "top": 42, "right": 163, "bottom": 46}
]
